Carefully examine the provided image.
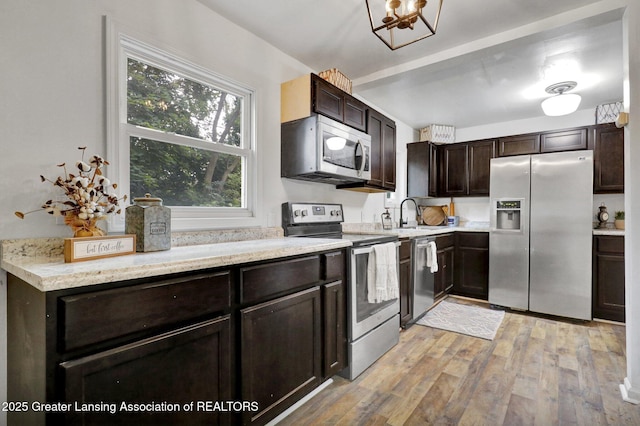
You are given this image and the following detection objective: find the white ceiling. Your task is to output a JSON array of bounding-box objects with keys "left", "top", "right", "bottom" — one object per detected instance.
[{"left": 198, "top": 0, "right": 624, "bottom": 129}]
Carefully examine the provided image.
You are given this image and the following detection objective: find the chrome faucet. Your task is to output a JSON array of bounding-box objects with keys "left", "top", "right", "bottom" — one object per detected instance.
[{"left": 399, "top": 198, "right": 420, "bottom": 228}]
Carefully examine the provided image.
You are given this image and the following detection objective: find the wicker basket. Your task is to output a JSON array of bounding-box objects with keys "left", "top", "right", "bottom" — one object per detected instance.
[
  {"left": 419, "top": 124, "right": 456, "bottom": 143},
  {"left": 596, "top": 101, "right": 623, "bottom": 124},
  {"left": 318, "top": 68, "right": 352, "bottom": 94}
]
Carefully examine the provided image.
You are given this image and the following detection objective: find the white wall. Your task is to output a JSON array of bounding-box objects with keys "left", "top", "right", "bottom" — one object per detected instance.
[
  {"left": 0, "top": 0, "right": 413, "bottom": 417},
  {"left": 621, "top": 0, "right": 640, "bottom": 404}
]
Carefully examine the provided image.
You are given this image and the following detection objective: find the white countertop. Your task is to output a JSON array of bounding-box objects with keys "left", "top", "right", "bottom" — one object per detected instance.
[
  {"left": 1, "top": 237, "right": 352, "bottom": 292},
  {"left": 342, "top": 221, "right": 490, "bottom": 238},
  {"left": 593, "top": 228, "right": 625, "bottom": 236}
]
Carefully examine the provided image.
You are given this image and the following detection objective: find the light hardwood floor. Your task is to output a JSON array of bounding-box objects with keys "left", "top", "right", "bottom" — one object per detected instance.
[{"left": 280, "top": 297, "right": 640, "bottom": 425}]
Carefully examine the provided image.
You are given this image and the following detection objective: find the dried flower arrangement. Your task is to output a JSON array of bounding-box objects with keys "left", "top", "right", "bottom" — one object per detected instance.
[{"left": 15, "top": 147, "right": 127, "bottom": 237}]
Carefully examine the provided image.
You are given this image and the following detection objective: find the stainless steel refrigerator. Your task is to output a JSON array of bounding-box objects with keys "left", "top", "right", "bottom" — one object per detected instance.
[{"left": 488, "top": 150, "right": 593, "bottom": 320}]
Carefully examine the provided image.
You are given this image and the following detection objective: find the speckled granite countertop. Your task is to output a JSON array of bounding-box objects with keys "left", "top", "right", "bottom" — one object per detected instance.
[
  {"left": 592, "top": 228, "right": 625, "bottom": 236},
  {"left": 342, "top": 222, "right": 490, "bottom": 238},
  {"left": 1, "top": 233, "right": 351, "bottom": 292}
]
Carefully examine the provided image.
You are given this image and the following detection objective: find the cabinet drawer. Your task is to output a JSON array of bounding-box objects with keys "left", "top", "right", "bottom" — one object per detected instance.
[
  {"left": 60, "top": 271, "right": 231, "bottom": 352},
  {"left": 399, "top": 239, "right": 412, "bottom": 261},
  {"left": 435, "top": 233, "right": 454, "bottom": 249},
  {"left": 595, "top": 235, "right": 624, "bottom": 254},
  {"left": 456, "top": 232, "right": 489, "bottom": 248},
  {"left": 323, "top": 251, "right": 345, "bottom": 281},
  {"left": 240, "top": 255, "right": 321, "bottom": 304}
]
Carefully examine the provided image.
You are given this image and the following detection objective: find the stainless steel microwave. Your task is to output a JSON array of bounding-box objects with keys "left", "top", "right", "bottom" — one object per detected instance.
[{"left": 281, "top": 114, "right": 371, "bottom": 185}]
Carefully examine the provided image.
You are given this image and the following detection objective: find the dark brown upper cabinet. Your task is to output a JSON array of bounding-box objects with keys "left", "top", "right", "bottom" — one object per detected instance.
[
  {"left": 364, "top": 108, "right": 396, "bottom": 190},
  {"left": 407, "top": 142, "right": 438, "bottom": 198},
  {"left": 281, "top": 73, "right": 366, "bottom": 132},
  {"left": 440, "top": 143, "right": 469, "bottom": 196},
  {"left": 440, "top": 140, "right": 495, "bottom": 197},
  {"left": 541, "top": 127, "right": 588, "bottom": 152},
  {"left": 468, "top": 140, "right": 496, "bottom": 195},
  {"left": 592, "top": 123, "right": 624, "bottom": 193},
  {"left": 497, "top": 134, "right": 541, "bottom": 157},
  {"left": 282, "top": 73, "right": 396, "bottom": 192}
]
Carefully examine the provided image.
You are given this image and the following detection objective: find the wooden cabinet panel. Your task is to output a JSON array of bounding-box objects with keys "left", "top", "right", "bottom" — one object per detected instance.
[
  {"left": 593, "top": 235, "right": 625, "bottom": 322},
  {"left": 399, "top": 239, "right": 413, "bottom": 327},
  {"left": 440, "top": 144, "right": 468, "bottom": 196},
  {"left": 434, "top": 234, "right": 455, "bottom": 299},
  {"left": 323, "top": 281, "right": 346, "bottom": 378},
  {"left": 407, "top": 142, "right": 431, "bottom": 198},
  {"left": 240, "top": 255, "right": 321, "bottom": 304},
  {"left": 498, "top": 134, "right": 540, "bottom": 157},
  {"left": 429, "top": 143, "right": 440, "bottom": 196},
  {"left": 367, "top": 110, "right": 383, "bottom": 188},
  {"left": 344, "top": 97, "right": 367, "bottom": 132},
  {"left": 593, "top": 124, "right": 624, "bottom": 193},
  {"left": 313, "top": 77, "right": 344, "bottom": 123},
  {"left": 454, "top": 233, "right": 489, "bottom": 300},
  {"left": 61, "top": 271, "right": 231, "bottom": 352},
  {"left": 241, "top": 287, "right": 322, "bottom": 425},
  {"left": 62, "top": 317, "right": 232, "bottom": 425},
  {"left": 541, "top": 127, "right": 588, "bottom": 152},
  {"left": 322, "top": 251, "right": 345, "bottom": 282},
  {"left": 382, "top": 118, "right": 397, "bottom": 189},
  {"left": 468, "top": 140, "right": 495, "bottom": 195},
  {"left": 362, "top": 109, "right": 395, "bottom": 190}
]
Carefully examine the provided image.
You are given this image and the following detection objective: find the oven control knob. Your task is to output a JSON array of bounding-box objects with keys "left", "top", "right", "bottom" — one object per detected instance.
[
  {"left": 293, "top": 209, "right": 301, "bottom": 217},
  {"left": 301, "top": 209, "right": 308, "bottom": 217}
]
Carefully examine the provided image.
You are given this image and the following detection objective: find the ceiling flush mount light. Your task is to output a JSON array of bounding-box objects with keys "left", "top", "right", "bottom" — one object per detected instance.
[
  {"left": 541, "top": 81, "right": 582, "bottom": 116},
  {"left": 366, "top": 0, "right": 443, "bottom": 50}
]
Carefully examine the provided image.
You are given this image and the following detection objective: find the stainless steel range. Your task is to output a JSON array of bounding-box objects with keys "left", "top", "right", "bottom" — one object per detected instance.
[{"left": 282, "top": 202, "right": 400, "bottom": 380}]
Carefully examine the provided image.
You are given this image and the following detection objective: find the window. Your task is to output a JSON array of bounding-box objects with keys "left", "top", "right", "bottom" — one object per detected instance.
[{"left": 109, "top": 33, "right": 256, "bottom": 231}]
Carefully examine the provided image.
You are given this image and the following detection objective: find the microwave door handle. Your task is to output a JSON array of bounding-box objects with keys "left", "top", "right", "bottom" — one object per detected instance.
[{"left": 354, "top": 140, "right": 365, "bottom": 177}]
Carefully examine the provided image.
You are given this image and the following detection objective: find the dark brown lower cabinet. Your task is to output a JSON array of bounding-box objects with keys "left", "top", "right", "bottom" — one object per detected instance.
[
  {"left": 454, "top": 232, "right": 489, "bottom": 300},
  {"left": 8, "top": 249, "right": 347, "bottom": 426},
  {"left": 241, "top": 287, "right": 322, "bottom": 425},
  {"left": 399, "top": 239, "right": 413, "bottom": 327},
  {"left": 322, "top": 280, "right": 346, "bottom": 378},
  {"left": 62, "top": 317, "right": 232, "bottom": 425},
  {"left": 593, "top": 235, "right": 625, "bottom": 322},
  {"left": 435, "top": 234, "right": 455, "bottom": 300}
]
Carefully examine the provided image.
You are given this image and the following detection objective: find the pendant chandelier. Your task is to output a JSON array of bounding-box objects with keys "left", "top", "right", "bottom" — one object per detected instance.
[
  {"left": 541, "top": 81, "right": 582, "bottom": 116},
  {"left": 366, "top": 0, "right": 443, "bottom": 50}
]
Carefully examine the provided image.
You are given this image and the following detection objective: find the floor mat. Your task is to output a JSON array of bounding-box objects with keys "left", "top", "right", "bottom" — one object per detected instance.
[{"left": 416, "top": 299, "right": 505, "bottom": 340}]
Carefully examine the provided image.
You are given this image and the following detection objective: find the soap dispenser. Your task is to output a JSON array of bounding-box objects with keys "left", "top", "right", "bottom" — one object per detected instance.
[{"left": 381, "top": 209, "right": 392, "bottom": 230}]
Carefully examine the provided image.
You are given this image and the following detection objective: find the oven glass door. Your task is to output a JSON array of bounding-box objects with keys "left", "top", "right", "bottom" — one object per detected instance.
[{"left": 349, "top": 245, "right": 400, "bottom": 341}]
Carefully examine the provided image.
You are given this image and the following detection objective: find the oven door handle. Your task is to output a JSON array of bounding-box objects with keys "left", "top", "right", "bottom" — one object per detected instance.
[{"left": 351, "top": 241, "right": 400, "bottom": 256}]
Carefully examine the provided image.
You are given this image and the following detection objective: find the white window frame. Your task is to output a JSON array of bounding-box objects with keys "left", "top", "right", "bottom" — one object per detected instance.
[{"left": 106, "top": 22, "right": 258, "bottom": 232}]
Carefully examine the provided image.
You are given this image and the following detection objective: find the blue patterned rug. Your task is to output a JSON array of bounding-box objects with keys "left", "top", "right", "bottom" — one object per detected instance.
[{"left": 416, "top": 299, "right": 505, "bottom": 340}]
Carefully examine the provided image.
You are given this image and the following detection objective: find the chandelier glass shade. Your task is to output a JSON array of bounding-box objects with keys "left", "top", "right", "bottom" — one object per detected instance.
[
  {"left": 366, "top": 0, "right": 443, "bottom": 50},
  {"left": 540, "top": 81, "right": 582, "bottom": 116}
]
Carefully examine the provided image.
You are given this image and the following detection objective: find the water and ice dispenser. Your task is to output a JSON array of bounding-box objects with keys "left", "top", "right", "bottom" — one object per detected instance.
[{"left": 495, "top": 200, "right": 522, "bottom": 231}]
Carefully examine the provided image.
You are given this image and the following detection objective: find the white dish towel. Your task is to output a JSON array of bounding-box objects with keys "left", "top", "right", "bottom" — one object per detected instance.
[
  {"left": 366, "top": 242, "right": 399, "bottom": 303},
  {"left": 426, "top": 241, "right": 438, "bottom": 273}
]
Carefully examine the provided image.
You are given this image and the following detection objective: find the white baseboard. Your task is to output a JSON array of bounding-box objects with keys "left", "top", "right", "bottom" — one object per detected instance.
[{"left": 620, "top": 377, "right": 640, "bottom": 404}]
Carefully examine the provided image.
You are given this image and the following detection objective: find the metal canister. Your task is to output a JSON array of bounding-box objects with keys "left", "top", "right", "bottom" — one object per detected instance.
[{"left": 125, "top": 193, "right": 171, "bottom": 252}]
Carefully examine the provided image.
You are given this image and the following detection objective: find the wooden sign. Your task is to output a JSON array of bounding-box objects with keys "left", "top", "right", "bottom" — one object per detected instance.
[{"left": 64, "top": 235, "right": 136, "bottom": 263}]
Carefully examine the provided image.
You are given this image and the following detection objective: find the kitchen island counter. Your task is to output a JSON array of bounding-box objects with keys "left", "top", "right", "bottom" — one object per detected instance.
[{"left": 1, "top": 237, "right": 352, "bottom": 292}]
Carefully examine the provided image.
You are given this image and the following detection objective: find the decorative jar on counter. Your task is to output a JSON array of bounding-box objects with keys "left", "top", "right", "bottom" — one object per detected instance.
[{"left": 125, "top": 193, "right": 171, "bottom": 252}]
